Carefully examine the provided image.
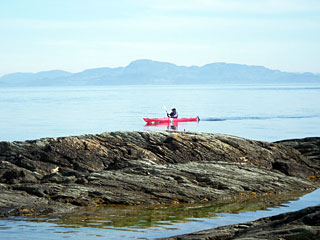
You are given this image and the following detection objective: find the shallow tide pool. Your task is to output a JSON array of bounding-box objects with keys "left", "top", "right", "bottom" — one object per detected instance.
[{"left": 0, "top": 189, "right": 319, "bottom": 240}]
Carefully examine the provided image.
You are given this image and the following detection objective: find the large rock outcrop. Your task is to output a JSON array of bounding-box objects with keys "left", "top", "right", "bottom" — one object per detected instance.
[{"left": 0, "top": 131, "right": 319, "bottom": 217}]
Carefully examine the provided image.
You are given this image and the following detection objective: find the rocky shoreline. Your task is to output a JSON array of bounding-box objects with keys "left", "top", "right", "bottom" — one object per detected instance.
[
  {"left": 0, "top": 131, "right": 319, "bottom": 238},
  {"left": 160, "top": 204, "right": 320, "bottom": 240}
]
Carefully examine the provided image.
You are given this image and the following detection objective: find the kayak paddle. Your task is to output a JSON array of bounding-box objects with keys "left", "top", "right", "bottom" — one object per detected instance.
[{"left": 163, "top": 105, "right": 168, "bottom": 117}]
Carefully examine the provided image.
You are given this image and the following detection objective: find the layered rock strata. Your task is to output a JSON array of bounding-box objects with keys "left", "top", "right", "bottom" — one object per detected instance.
[
  {"left": 161, "top": 204, "right": 320, "bottom": 240},
  {"left": 0, "top": 131, "right": 319, "bottom": 217}
]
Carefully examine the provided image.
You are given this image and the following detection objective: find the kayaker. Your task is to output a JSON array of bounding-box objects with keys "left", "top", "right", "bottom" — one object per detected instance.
[{"left": 167, "top": 108, "right": 178, "bottom": 118}]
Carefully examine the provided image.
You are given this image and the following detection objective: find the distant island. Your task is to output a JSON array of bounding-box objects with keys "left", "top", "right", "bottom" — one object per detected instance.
[{"left": 1, "top": 59, "right": 319, "bottom": 87}]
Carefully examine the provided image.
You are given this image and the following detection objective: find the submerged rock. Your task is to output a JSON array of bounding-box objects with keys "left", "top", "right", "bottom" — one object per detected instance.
[{"left": 0, "top": 131, "right": 319, "bottom": 217}]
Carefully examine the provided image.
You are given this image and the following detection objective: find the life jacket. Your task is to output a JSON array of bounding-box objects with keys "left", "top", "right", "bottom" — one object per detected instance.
[{"left": 169, "top": 111, "right": 178, "bottom": 118}]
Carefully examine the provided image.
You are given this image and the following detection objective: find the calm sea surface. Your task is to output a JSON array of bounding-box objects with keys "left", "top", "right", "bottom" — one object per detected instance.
[
  {"left": 0, "top": 84, "right": 319, "bottom": 239},
  {"left": 0, "top": 84, "right": 320, "bottom": 142}
]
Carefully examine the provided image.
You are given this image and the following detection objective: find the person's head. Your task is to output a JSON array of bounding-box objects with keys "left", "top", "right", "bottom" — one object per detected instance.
[{"left": 172, "top": 108, "right": 176, "bottom": 112}]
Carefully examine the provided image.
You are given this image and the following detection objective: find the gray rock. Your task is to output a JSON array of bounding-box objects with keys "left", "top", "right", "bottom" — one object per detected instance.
[
  {"left": 161, "top": 205, "right": 320, "bottom": 240},
  {"left": 0, "top": 131, "right": 319, "bottom": 217}
]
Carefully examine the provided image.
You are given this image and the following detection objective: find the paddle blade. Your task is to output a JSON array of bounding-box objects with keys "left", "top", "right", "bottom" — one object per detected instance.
[{"left": 163, "top": 105, "right": 168, "bottom": 113}]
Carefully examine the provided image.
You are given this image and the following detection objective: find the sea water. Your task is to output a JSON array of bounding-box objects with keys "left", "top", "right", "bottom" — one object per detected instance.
[
  {"left": 0, "top": 84, "right": 319, "bottom": 239},
  {"left": 0, "top": 84, "right": 319, "bottom": 142}
]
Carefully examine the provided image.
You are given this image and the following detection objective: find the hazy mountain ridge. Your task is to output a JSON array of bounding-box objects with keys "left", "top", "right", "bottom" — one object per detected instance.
[{"left": 1, "top": 59, "right": 319, "bottom": 87}]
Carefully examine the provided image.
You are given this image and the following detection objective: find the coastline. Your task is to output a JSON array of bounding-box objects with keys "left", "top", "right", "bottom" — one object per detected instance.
[{"left": 0, "top": 131, "right": 319, "bottom": 238}]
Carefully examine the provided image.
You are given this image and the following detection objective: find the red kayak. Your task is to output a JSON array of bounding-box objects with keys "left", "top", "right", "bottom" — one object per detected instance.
[
  {"left": 144, "top": 121, "right": 179, "bottom": 127},
  {"left": 143, "top": 117, "right": 199, "bottom": 124}
]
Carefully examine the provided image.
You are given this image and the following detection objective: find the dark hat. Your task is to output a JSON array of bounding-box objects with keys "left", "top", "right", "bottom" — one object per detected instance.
[{"left": 172, "top": 108, "right": 176, "bottom": 110}]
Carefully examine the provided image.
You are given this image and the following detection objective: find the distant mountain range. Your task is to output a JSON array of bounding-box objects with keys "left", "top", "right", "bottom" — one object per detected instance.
[{"left": 1, "top": 59, "right": 319, "bottom": 87}]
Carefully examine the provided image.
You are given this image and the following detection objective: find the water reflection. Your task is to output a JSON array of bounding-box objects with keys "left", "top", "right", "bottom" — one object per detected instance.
[
  {"left": 27, "top": 190, "right": 312, "bottom": 230},
  {"left": 144, "top": 121, "right": 179, "bottom": 131},
  {"left": 1, "top": 189, "right": 319, "bottom": 240}
]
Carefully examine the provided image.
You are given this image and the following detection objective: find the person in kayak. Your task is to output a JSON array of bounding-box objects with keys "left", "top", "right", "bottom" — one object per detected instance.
[{"left": 167, "top": 108, "right": 178, "bottom": 118}]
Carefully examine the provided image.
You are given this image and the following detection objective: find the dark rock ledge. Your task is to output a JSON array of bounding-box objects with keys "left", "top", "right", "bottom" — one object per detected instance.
[
  {"left": 160, "top": 204, "right": 320, "bottom": 240},
  {"left": 0, "top": 131, "right": 319, "bottom": 218}
]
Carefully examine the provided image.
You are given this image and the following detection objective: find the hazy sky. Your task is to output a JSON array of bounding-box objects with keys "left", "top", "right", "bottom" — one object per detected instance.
[{"left": 0, "top": 0, "right": 319, "bottom": 76}]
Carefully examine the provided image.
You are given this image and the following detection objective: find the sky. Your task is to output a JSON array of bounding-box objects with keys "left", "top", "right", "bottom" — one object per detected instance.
[{"left": 0, "top": 0, "right": 319, "bottom": 76}]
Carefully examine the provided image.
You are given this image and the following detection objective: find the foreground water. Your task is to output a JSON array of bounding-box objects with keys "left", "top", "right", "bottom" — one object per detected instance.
[
  {"left": 0, "top": 84, "right": 319, "bottom": 239},
  {"left": 0, "top": 189, "right": 319, "bottom": 240}
]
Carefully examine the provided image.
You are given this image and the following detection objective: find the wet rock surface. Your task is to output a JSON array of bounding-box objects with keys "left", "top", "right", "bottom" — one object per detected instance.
[
  {"left": 0, "top": 131, "right": 319, "bottom": 217},
  {"left": 162, "top": 204, "right": 320, "bottom": 240}
]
